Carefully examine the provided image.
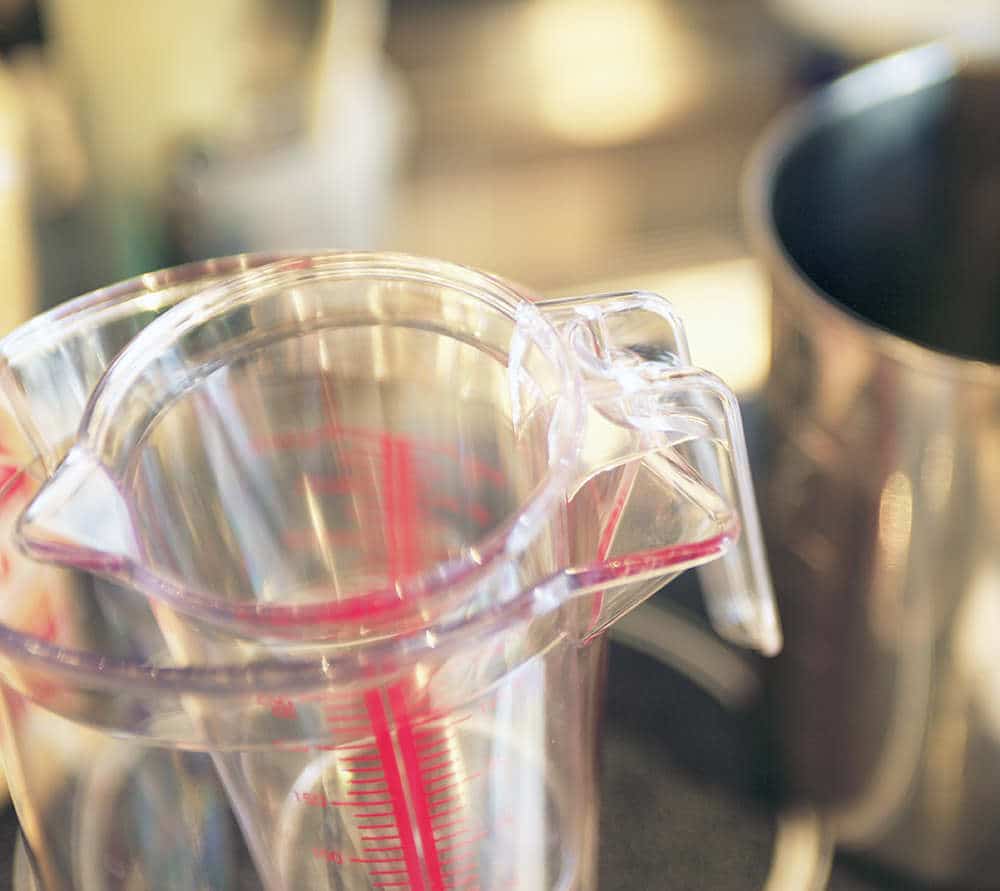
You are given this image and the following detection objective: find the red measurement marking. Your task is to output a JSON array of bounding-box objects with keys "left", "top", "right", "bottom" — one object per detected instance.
[
  {"left": 574, "top": 528, "right": 733, "bottom": 591},
  {"left": 351, "top": 857, "right": 406, "bottom": 864},
  {"left": 364, "top": 845, "right": 404, "bottom": 853},
  {"left": 365, "top": 690, "right": 426, "bottom": 891},
  {"left": 588, "top": 463, "right": 637, "bottom": 629},
  {"left": 351, "top": 778, "right": 389, "bottom": 786},
  {"left": 362, "top": 833, "right": 401, "bottom": 841},
  {"left": 389, "top": 685, "right": 446, "bottom": 891},
  {"left": 338, "top": 752, "right": 380, "bottom": 760},
  {"left": 373, "top": 882, "right": 411, "bottom": 888},
  {"left": 433, "top": 827, "right": 471, "bottom": 843},
  {"left": 382, "top": 433, "right": 420, "bottom": 580},
  {"left": 0, "top": 465, "right": 27, "bottom": 504},
  {"left": 419, "top": 752, "right": 452, "bottom": 772},
  {"left": 416, "top": 737, "right": 450, "bottom": 755},
  {"left": 370, "top": 868, "right": 410, "bottom": 876},
  {"left": 423, "top": 769, "right": 456, "bottom": 786},
  {"left": 330, "top": 801, "right": 395, "bottom": 808},
  {"left": 437, "top": 833, "right": 487, "bottom": 857},
  {"left": 429, "top": 797, "right": 461, "bottom": 812},
  {"left": 361, "top": 823, "right": 397, "bottom": 830},
  {"left": 357, "top": 812, "right": 395, "bottom": 819},
  {"left": 431, "top": 816, "right": 467, "bottom": 832},
  {"left": 344, "top": 766, "right": 385, "bottom": 773},
  {"left": 428, "top": 775, "right": 478, "bottom": 797},
  {"left": 413, "top": 713, "right": 471, "bottom": 733},
  {"left": 443, "top": 866, "right": 478, "bottom": 881}
]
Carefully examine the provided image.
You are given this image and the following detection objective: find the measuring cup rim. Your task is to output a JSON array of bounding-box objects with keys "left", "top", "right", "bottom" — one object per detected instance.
[
  {"left": 16, "top": 251, "right": 590, "bottom": 640},
  {"left": 0, "top": 253, "right": 291, "bottom": 371},
  {"left": 0, "top": 454, "right": 558, "bottom": 697}
]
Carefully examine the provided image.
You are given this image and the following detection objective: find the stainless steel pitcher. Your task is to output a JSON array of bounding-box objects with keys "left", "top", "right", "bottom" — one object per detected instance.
[{"left": 745, "top": 43, "right": 1000, "bottom": 886}]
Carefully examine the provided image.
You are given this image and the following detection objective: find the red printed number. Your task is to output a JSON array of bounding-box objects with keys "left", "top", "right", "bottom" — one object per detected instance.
[
  {"left": 262, "top": 696, "right": 297, "bottom": 719},
  {"left": 312, "top": 848, "right": 344, "bottom": 864}
]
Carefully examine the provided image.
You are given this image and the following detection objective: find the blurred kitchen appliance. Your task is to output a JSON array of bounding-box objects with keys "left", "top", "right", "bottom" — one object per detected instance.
[{"left": 746, "top": 42, "right": 1000, "bottom": 886}]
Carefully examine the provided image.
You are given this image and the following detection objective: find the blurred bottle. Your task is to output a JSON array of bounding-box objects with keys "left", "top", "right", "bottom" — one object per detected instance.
[
  {"left": 0, "top": 56, "right": 36, "bottom": 335},
  {"left": 165, "top": 0, "right": 411, "bottom": 260},
  {"left": 41, "top": 0, "right": 258, "bottom": 275}
]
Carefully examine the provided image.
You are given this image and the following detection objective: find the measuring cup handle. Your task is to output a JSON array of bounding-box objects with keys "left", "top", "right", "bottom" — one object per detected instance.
[{"left": 537, "top": 292, "right": 781, "bottom": 655}]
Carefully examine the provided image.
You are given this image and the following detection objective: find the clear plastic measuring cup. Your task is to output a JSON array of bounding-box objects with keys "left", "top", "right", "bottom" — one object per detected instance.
[{"left": 0, "top": 253, "right": 779, "bottom": 890}]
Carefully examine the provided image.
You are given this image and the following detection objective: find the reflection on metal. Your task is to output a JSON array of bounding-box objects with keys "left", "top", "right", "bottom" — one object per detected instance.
[
  {"left": 828, "top": 556, "right": 933, "bottom": 848},
  {"left": 747, "top": 42, "right": 1000, "bottom": 884},
  {"left": 762, "top": 808, "right": 833, "bottom": 891},
  {"left": 519, "top": 0, "right": 703, "bottom": 145},
  {"left": 955, "top": 567, "right": 1000, "bottom": 741},
  {"left": 869, "top": 470, "right": 913, "bottom": 643}
]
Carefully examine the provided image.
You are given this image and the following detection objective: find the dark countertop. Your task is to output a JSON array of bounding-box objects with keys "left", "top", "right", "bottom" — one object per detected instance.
[{"left": 599, "top": 636, "right": 919, "bottom": 890}]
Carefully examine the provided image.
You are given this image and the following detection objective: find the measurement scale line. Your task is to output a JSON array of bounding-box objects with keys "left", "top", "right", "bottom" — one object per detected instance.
[
  {"left": 362, "top": 833, "right": 401, "bottom": 841},
  {"left": 350, "top": 777, "right": 389, "bottom": 785},
  {"left": 432, "top": 827, "right": 471, "bottom": 843},
  {"left": 419, "top": 754, "right": 453, "bottom": 773},
  {"left": 330, "top": 800, "right": 396, "bottom": 807},
  {"left": 428, "top": 797, "right": 461, "bottom": 812},
  {"left": 339, "top": 753, "right": 382, "bottom": 762},
  {"left": 428, "top": 776, "right": 478, "bottom": 797},
  {"left": 365, "top": 690, "right": 427, "bottom": 891},
  {"left": 363, "top": 845, "right": 405, "bottom": 853},
  {"left": 357, "top": 811, "right": 395, "bottom": 819},
  {"left": 412, "top": 728, "right": 445, "bottom": 741},
  {"left": 389, "top": 684, "right": 447, "bottom": 891},
  {"left": 431, "top": 816, "right": 467, "bottom": 832},
  {"left": 343, "top": 766, "right": 386, "bottom": 773},
  {"left": 373, "top": 882, "right": 411, "bottom": 888},
  {"left": 422, "top": 769, "right": 457, "bottom": 786},
  {"left": 430, "top": 804, "right": 464, "bottom": 819},
  {"left": 410, "top": 712, "right": 472, "bottom": 730},
  {"left": 351, "top": 857, "right": 406, "bottom": 864},
  {"left": 437, "top": 833, "right": 487, "bottom": 857},
  {"left": 416, "top": 738, "right": 450, "bottom": 755},
  {"left": 360, "top": 822, "right": 397, "bottom": 829},
  {"left": 370, "top": 868, "right": 410, "bottom": 876},
  {"left": 442, "top": 866, "right": 478, "bottom": 882}
]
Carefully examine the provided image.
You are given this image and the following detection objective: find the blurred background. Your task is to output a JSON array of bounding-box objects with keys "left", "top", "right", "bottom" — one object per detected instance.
[
  {"left": 0, "top": 0, "right": 879, "bottom": 388},
  {"left": 0, "top": 0, "right": 981, "bottom": 377},
  {"left": 0, "top": 1, "right": 994, "bottom": 888}
]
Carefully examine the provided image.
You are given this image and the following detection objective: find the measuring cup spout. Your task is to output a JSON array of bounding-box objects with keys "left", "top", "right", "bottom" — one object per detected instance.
[{"left": 17, "top": 449, "right": 138, "bottom": 574}]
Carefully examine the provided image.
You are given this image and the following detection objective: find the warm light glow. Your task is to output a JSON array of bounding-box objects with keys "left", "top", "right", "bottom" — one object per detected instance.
[
  {"left": 559, "top": 258, "right": 771, "bottom": 395},
  {"left": 520, "top": 0, "right": 703, "bottom": 145}
]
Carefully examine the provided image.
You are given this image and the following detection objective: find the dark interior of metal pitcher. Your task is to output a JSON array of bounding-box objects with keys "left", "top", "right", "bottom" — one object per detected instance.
[{"left": 771, "top": 59, "right": 1000, "bottom": 362}]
